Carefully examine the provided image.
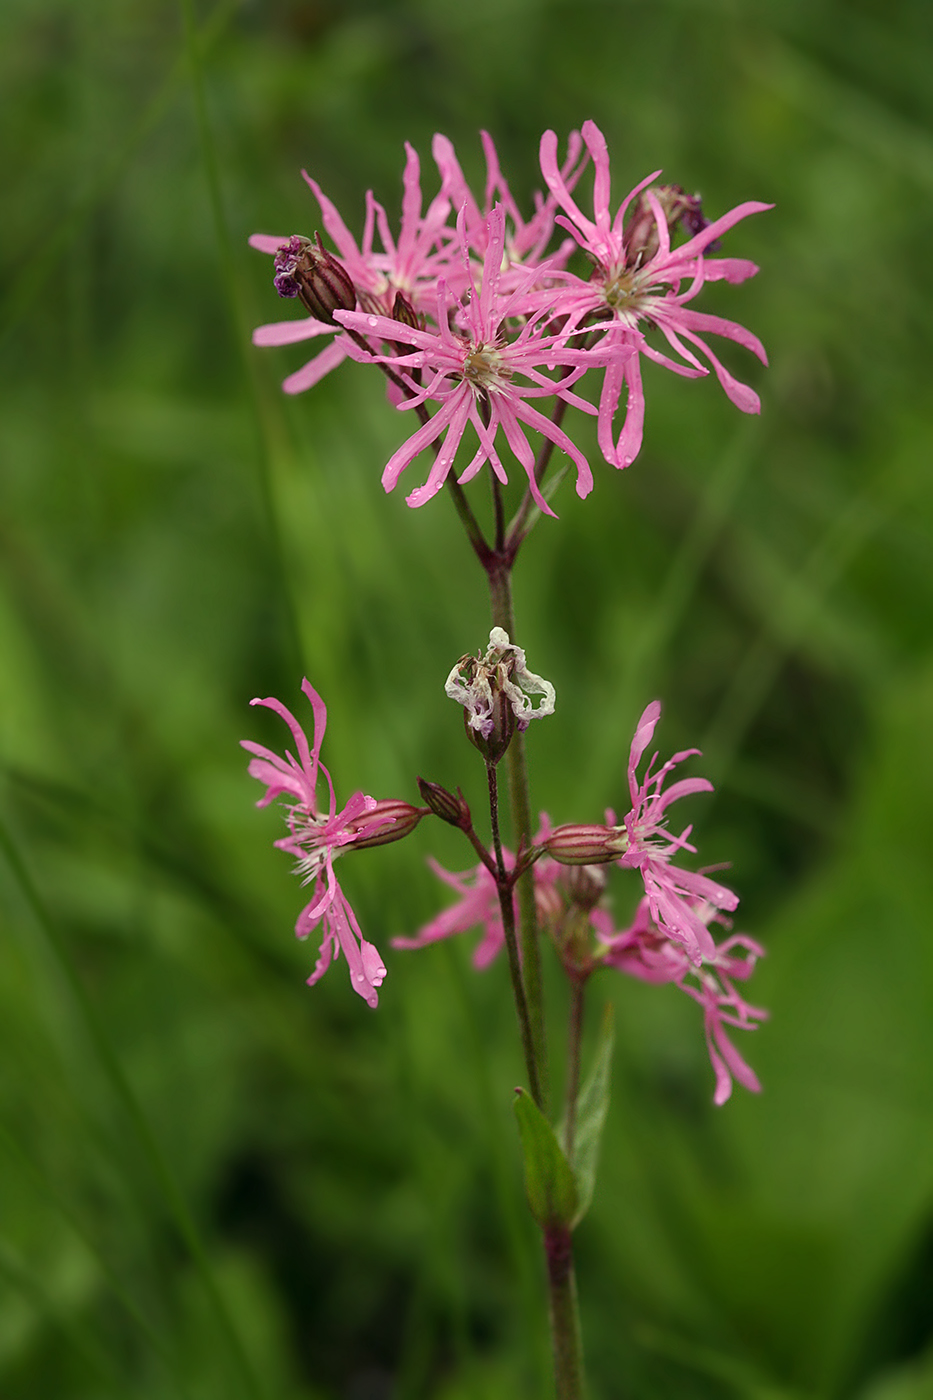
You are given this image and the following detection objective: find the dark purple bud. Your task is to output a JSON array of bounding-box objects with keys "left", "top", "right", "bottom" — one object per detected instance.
[
  {"left": 356, "top": 289, "right": 383, "bottom": 317},
  {"left": 272, "top": 233, "right": 356, "bottom": 324},
  {"left": 391, "top": 290, "right": 421, "bottom": 330},
  {"left": 417, "top": 778, "right": 471, "bottom": 828},
  {"left": 623, "top": 185, "right": 717, "bottom": 264}
]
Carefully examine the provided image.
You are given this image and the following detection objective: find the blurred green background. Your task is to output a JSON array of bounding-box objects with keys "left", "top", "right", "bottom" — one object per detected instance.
[{"left": 2, "top": 0, "right": 932, "bottom": 1395}]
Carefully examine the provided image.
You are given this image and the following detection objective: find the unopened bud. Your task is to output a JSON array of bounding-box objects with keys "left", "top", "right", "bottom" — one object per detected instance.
[
  {"left": 623, "top": 185, "right": 711, "bottom": 265},
  {"left": 273, "top": 234, "right": 357, "bottom": 324},
  {"left": 544, "top": 823, "right": 618, "bottom": 866},
  {"left": 417, "top": 777, "right": 470, "bottom": 828},
  {"left": 564, "top": 863, "right": 608, "bottom": 911},
  {"left": 391, "top": 290, "right": 421, "bottom": 330},
  {"left": 559, "top": 907, "right": 596, "bottom": 979},
  {"left": 347, "top": 799, "right": 425, "bottom": 850}
]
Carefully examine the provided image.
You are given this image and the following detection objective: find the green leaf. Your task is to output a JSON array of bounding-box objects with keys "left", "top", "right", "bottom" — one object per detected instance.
[
  {"left": 570, "top": 1002, "right": 614, "bottom": 1227},
  {"left": 513, "top": 1088, "right": 578, "bottom": 1230}
]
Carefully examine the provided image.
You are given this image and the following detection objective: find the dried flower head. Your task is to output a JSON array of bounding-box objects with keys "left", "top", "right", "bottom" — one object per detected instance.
[{"left": 445, "top": 626, "right": 555, "bottom": 762}]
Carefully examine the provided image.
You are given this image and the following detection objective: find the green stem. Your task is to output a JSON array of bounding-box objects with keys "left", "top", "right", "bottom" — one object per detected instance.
[
  {"left": 545, "top": 1227, "right": 586, "bottom": 1399},
  {"left": 563, "top": 980, "right": 585, "bottom": 1160},
  {"left": 505, "top": 333, "right": 601, "bottom": 561},
  {"left": 362, "top": 345, "right": 492, "bottom": 566},
  {"left": 488, "top": 559, "right": 548, "bottom": 1112},
  {"left": 490, "top": 459, "right": 507, "bottom": 553},
  {"left": 505, "top": 396, "right": 567, "bottom": 559},
  {"left": 446, "top": 475, "right": 490, "bottom": 562},
  {"left": 486, "top": 762, "right": 542, "bottom": 1108}
]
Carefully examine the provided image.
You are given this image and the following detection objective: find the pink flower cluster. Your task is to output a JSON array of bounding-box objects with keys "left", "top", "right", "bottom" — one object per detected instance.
[
  {"left": 251, "top": 122, "right": 770, "bottom": 510},
  {"left": 393, "top": 702, "right": 766, "bottom": 1104},
  {"left": 390, "top": 824, "right": 561, "bottom": 970},
  {"left": 391, "top": 855, "right": 511, "bottom": 971}
]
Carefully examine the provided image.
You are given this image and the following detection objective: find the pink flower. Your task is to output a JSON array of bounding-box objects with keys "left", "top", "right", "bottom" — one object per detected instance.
[
  {"left": 599, "top": 898, "right": 767, "bottom": 1104},
  {"left": 393, "top": 824, "right": 561, "bottom": 969},
  {"left": 335, "top": 205, "right": 608, "bottom": 511},
  {"left": 596, "top": 897, "right": 688, "bottom": 983},
  {"left": 250, "top": 142, "right": 452, "bottom": 395},
  {"left": 681, "top": 934, "right": 767, "bottom": 1105},
  {"left": 613, "top": 701, "right": 738, "bottom": 964},
  {"left": 391, "top": 856, "right": 509, "bottom": 969},
  {"left": 432, "top": 128, "right": 586, "bottom": 285},
  {"left": 539, "top": 120, "right": 771, "bottom": 468},
  {"left": 242, "top": 679, "right": 389, "bottom": 1008}
]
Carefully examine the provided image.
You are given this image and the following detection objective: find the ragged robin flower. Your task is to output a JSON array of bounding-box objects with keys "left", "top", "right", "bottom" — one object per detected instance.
[
  {"left": 539, "top": 119, "right": 771, "bottom": 469},
  {"left": 335, "top": 204, "right": 613, "bottom": 511},
  {"left": 609, "top": 700, "right": 738, "bottom": 965},
  {"left": 545, "top": 701, "right": 738, "bottom": 964},
  {"left": 599, "top": 897, "right": 767, "bottom": 1104},
  {"left": 242, "top": 679, "right": 422, "bottom": 1007}
]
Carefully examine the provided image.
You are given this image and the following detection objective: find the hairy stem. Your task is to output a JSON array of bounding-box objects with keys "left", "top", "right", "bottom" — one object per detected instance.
[
  {"left": 447, "top": 475, "right": 490, "bottom": 562},
  {"left": 360, "top": 334, "right": 491, "bottom": 564},
  {"left": 486, "top": 761, "right": 541, "bottom": 1107},
  {"left": 505, "top": 396, "right": 568, "bottom": 559},
  {"left": 490, "top": 461, "right": 507, "bottom": 554},
  {"left": 563, "top": 980, "right": 586, "bottom": 1160},
  {"left": 545, "top": 1226, "right": 586, "bottom": 1400}
]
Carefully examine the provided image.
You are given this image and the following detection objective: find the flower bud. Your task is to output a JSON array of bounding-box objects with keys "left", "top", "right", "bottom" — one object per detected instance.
[
  {"left": 564, "top": 863, "right": 608, "bottom": 911},
  {"left": 273, "top": 234, "right": 357, "bottom": 325},
  {"left": 558, "top": 907, "right": 596, "bottom": 979},
  {"left": 346, "top": 799, "right": 425, "bottom": 850},
  {"left": 417, "top": 777, "right": 470, "bottom": 828},
  {"left": 391, "top": 290, "right": 422, "bottom": 330},
  {"left": 544, "top": 823, "right": 619, "bottom": 866},
  {"left": 623, "top": 185, "right": 712, "bottom": 265}
]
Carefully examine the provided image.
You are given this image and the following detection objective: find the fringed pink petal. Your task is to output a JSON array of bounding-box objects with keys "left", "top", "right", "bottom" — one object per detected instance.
[
  {"left": 253, "top": 317, "right": 332, "bottom": 347},
  {"left": 282, "top": 339, "right": 349, "bottom": 395},
  {"left": 248, "top": 693, "right": 317, "bottom": 795},
  {"left": 628, "top": 702, "right": 662, "bottom": 798},
  {"left": 249, "top": 233, "right": 289, "bottom": 254}
]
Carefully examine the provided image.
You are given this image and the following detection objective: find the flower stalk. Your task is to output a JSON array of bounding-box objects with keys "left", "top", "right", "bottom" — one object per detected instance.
[
  {"left": 487, "top": 558, "right": 549, "bottom": 1111},
  {"left": 485, "top": 759, "right": 542, "bottom": 1109},
  {"left": 563, "top": 980, "right": 586, "bottom": 1161},
  {"left": 546, "top": 1226, "right": 586, "bottom": 1400}
]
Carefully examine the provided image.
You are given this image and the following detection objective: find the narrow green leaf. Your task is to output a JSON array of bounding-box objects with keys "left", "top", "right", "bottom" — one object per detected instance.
[
  {"left": 570, "top": 1002, "right": 614, "bottom": 1227},
  {"left": 513, "top": 1088, "right": 578, "bottom": 1230}
]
